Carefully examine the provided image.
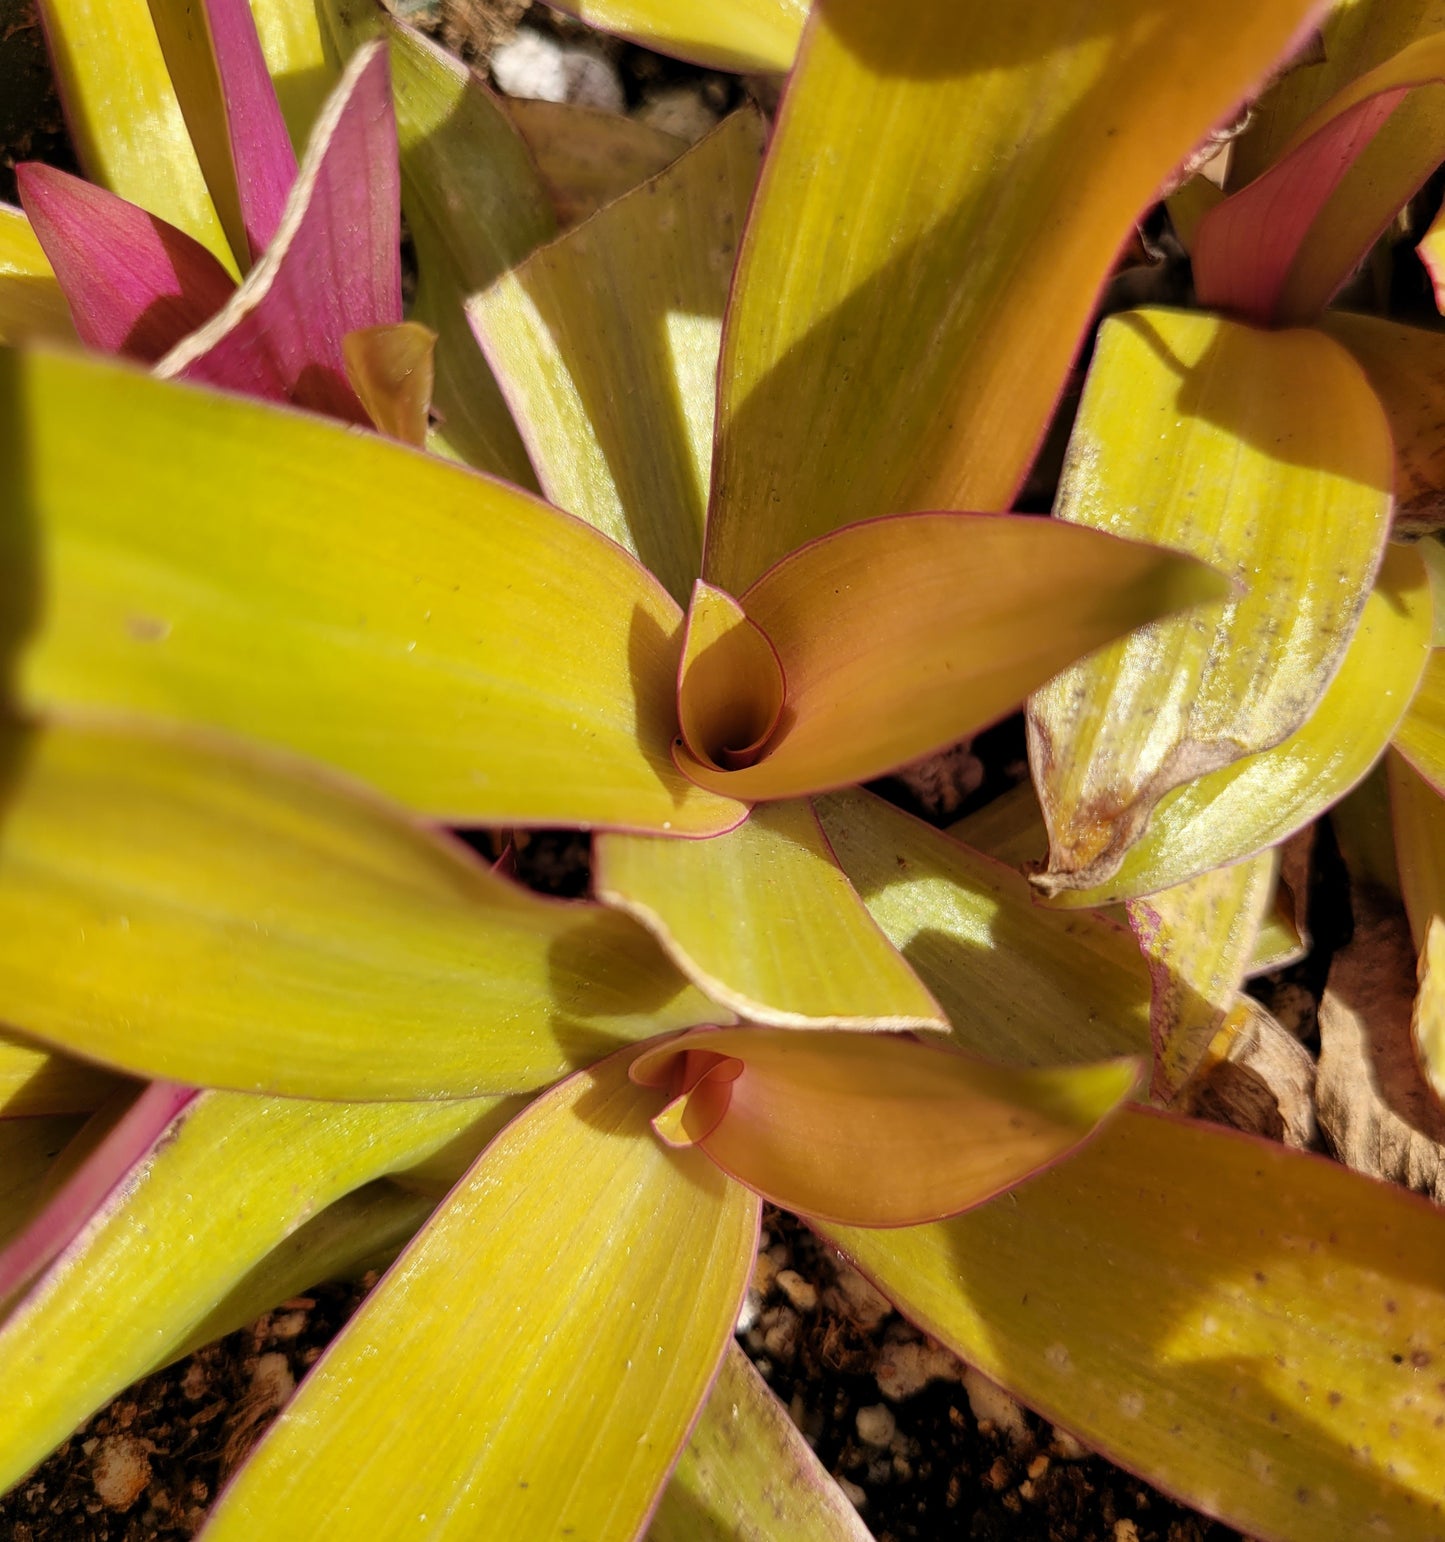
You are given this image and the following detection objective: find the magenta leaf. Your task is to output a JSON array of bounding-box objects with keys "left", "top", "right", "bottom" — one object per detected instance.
[
  {"left": 16, "top": 165, "right": 236, "bottom": 362},
  {"left": 1193, "top": 89, "right": 1408, "bottom": 324},
  {"left": 0, "top": 1081, "right": 195, "bottom": 1308},
  {"left": 201, "top": 0, "right": 299, "bottom": 263},
  {"left": 156, "top": 41, "right": 402, "bottom": 423}
]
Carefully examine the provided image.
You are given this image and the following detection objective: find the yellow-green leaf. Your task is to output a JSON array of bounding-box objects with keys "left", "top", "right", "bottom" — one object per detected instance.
[
  {"left": 653, "top": 1341, "right": 872, "bottom": 1542},
  {"left": 0, "top": 1032, "right": 123, "bottom": 1118},
  {"left": 704, "top": 0, "right": 1321, "bottom": 592},
  {"left": 1329, "top": 758, "right": 1404, "bottom": 897},
  {"left": 1250, "top": 880, "right": 1310, "bottom": 976},
  {"left": 342, "top": 320, "right": 436, "bottom": 447},
  {"left": 1413, "top": 914, "right": 1445, "bottom": 1107},
  {"left": 0, "top": 346, "right": 743, "bottom": 835},
  {"left": 0, "top": 207, "right": 77, "bottom": 348},
  {"left": 595, "top": 799, "right": 945, "bottom": 1030},
  {"left": 200, "top": 1052, "right": 760, "bottom": 1542},
  {"left": 1319, "top": 312, "right": 1445, "bottom": 531},
  {"left": 37, "top": 0, "right": 234, "bottom": 269},
  {"left": 469, "top": 110, "right": 763, "bottom": 605},
  {"left": 1040, "top": 542, "right": 1434, "bottom": 908},
  {"left": 816, "top": 787, "right": 1153, "bottom": 1066},
  {"left": 168, "top": 1178, "right": 436, "bottom": 1366},
  {"left": 822, "top": 1106, "right": 1445, "bottom": 1540},
  {"left": 0, "top": 1089, "right": 505, "bottom": 1493},
  {"left": 543, "top": 0, "right": 806, "bottom": 73},
  {"left": 1421, "top": 539, "right": 1445, "bottom": 644},
  {"left": 1029, "top": 308, "right": 1392, "bottom": 897},
  {"left": 251, "top": 0, "right": 335, "bottom": 150},
  {"left": 684, "top": 513, "right": 1229, "bottom": 804},
  {"left": 1395, "top": 648, "right": 1445, "bottom": 792},
  {"left": 1389, "top": 745, "right": 1445, "bottom": 951},
  {"left": 1230, "top": 0, "right": 1442, "bottom": 181},
  {"left": 506, "top": 97, "right": 685, "bottom": 228},
  {"left": 318, "top": 0, "right": 553, "bottom": 482},
  {"left": 1125, "top": 852, "right": 1278, "bottom": 1101},
  {"left": 1163, "top": 173, "right": 1224, "bottom": 252},
  {"left": 633, "top": 1026, "right": 1137, "bottom": 1226},
  {"left": 0, "top": 719, "right": 727, "bottom": 1098},
  {"left": 948, "top": 779, "right": 1047, "bottom": 869}
]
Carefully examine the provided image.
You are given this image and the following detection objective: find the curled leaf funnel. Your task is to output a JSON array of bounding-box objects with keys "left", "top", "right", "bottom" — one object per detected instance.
[
  {"left": 630, "top": 1026, "right": 1140, "bottom": 1227},
  {"left": 669, "top": 515, "right": 1230, "bottom": 806}
]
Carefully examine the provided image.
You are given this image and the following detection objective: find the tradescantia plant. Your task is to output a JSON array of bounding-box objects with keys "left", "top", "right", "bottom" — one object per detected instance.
[{"left": 5, "top": 0, "right": 1445, "bottom": 1538}]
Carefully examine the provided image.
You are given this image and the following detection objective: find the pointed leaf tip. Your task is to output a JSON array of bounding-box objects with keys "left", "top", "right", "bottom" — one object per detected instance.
[
  {"left": 17, "top": 163, "right": 235, "bottom": 361},
  {"left": 595, "top": 797, "right": 948, "bottom": 1031},
  {"left": 1201, "top": 31, "right": 1445, "bottom": 325},
  {"left": 157, "top": 39, "right": 401, "bottom": 421},
  {"left": 342, "top": 321, "right": 436, "bottom": 446}
]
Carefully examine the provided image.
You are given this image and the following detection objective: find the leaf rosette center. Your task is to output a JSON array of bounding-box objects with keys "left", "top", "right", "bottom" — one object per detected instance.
[{"left": 674, "top": 580, "right": 786, "bottom": 775}]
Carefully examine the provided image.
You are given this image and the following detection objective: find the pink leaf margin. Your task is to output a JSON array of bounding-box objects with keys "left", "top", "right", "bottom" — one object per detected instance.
[
  {"left": 0, "top": 1081, "right": 196, "bottom": 1310},
  {"left": 156, "top": 41, "right": 402, "bottom": 423}
]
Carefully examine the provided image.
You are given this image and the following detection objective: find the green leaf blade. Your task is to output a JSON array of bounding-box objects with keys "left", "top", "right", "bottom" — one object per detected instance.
[
  {"left": 37, "top": 0, "right": 234, "bottom": 270},
  {"left": 470, "top": 110, "right": 764, "bottom": 605},
  {"left": 705, "top": 0, "right": 1321, "bottom": 592},
  {"left": 823, "top": 1107, "right": 1445, "bottom": 1540},
  {"left": 654, "top": 1341, "right": 871, "bottom": 1542},
  {"left": 1042, "top": 542, "right": 1434, "bottom": 907},
  {"left": 596, "top": 799, "right": 946, "bottom": 1030},
  {"left": 0, "top": 347, "right": 743, "bottom": 835},
  {"left": 200, "top": 1052, "right": 760, "bottom": 1542},
  {"left": 0, "top": 1090, "right": 506, "bottom": 1493},
  {"left": 816, "top": 788, "right": 1153, "bottom": 1066},
  {"left": 1029, "top": 308, "right": 1393, "bottom": 897},
  {"left": 0, "top": 721, "right": 729, "bottom": 1098}
]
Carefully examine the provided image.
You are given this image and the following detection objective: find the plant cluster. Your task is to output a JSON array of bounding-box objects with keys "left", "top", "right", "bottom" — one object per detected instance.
[{"left": 2, "top": 0, "right": 1445, "bottom": 1537}]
